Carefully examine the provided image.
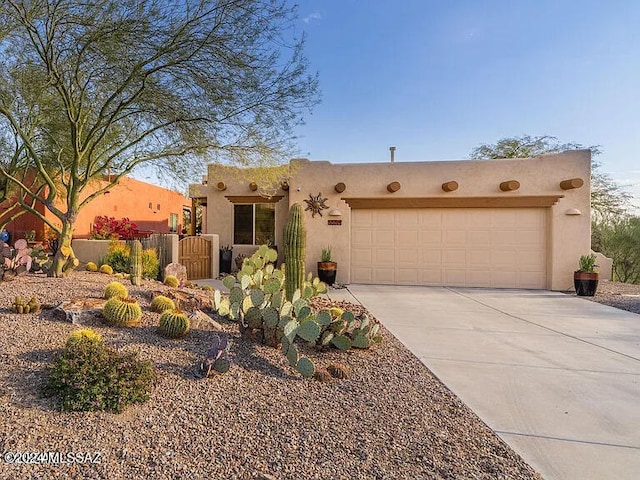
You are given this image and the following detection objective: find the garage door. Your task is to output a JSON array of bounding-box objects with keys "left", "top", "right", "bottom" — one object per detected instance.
[{"left": 351, "top": 208, "right": 547, "bottom": 288}]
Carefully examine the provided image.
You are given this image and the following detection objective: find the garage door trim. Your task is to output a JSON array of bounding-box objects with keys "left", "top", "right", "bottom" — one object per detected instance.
[{"left": 343, "top": 195, "right": 563, "bottom": 209}]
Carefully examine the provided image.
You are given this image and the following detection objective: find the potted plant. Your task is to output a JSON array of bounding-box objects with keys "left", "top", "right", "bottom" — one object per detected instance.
[
  {"left": 317, "top": 246, "right": 337, "bottom": 286},
  {"left": 219, "top": 245, "right": 233, "bottom": 275},
  {"left": 574, "top": 253, "right": 599, "bottom": 296}
]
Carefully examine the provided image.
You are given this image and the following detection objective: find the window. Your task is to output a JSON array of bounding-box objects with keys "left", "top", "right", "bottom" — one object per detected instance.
[
  {"left": 169, "top": 213, "right": 178, "bottom": 233},
  {"left": 234, "top": 204, "right": 275, "bottom": 245}
]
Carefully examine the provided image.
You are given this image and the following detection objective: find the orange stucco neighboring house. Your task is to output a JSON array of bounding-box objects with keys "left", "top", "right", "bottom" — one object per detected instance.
[{"left": 0, "top": 176, "right": 190, "bottom": 242}]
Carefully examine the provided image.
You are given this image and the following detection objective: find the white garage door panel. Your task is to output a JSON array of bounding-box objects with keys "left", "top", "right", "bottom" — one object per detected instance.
[{"left": 351, "top": 208, "right": 547, "bottom": 289}]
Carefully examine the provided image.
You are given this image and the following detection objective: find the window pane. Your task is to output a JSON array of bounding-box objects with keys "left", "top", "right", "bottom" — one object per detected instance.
[
  {"left": 234, "top": 205, "right": 253, "bottom": 244},
  {"left": 254, "top": 204, "right": 276, "bottom": 245},
  {"left": 169, "top": 213, "right": 178, "bottom": 232}
]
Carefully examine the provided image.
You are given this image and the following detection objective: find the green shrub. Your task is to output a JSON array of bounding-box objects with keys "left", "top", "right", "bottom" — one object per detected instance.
[
  {"left": 100, "top": 240, "right": 130, "bottom": 273},
  {"left": 100, "top": 240, "right": 159, "bottom": 279},
  {"left": 45, "top": 329, "right": 155, "bottom": 413},
  {"left": 593, "top": 216, "right": 640, "bottom": 283},
  {"left": 142, "top": 248, "right": 160, "bottom": 280}
]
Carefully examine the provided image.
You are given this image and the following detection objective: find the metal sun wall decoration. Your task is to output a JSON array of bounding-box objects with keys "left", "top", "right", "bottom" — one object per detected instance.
[{"left": 304, "top": 192, "right": 329, "bottom": 217}]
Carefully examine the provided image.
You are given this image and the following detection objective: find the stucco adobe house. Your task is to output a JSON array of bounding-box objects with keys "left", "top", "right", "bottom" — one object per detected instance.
[{"left": 190, "top": 150, "right": 592, "bottom": 291}]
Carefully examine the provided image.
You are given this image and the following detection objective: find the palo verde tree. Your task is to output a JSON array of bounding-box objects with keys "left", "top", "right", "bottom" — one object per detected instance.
[
  {"left": 0, "top": 0, "right": 319, "bottom": 276},
  {"left": 469, "top": 135, "right": 631, "bottom": 222}
]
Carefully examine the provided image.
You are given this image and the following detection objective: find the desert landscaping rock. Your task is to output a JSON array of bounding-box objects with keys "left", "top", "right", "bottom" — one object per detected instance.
[{"left": 0, "top": 271, "right": 572, "bottom": 479}]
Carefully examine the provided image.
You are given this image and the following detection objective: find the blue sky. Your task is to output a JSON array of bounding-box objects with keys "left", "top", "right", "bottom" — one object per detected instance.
[{"left": 292, "top": 0, "right": 640, "bottom": 205}]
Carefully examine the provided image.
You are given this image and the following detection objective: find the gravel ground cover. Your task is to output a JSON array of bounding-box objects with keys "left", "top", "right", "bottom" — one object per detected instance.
[
  {"left": 0, "top": 271, "right": 545, "bottom": 480},
  {"left": 582, "top": 280, "right": 640, "bottom": 314}
]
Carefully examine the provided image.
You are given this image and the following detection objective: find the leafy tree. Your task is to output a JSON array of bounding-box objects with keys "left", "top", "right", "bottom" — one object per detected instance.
[
  {"left": 0, "top": 0, "right": 319, "bottom": 276},
  {"left": 592, "top": 217, "right": 640, "bottom": 283},
  {"left": 469, "top": 135, "right": 631, "bottom": 221}
]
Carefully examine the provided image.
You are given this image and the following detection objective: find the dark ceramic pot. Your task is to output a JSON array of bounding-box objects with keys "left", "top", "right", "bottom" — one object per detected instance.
[
  {"left": 574, "top": 271, "right": 599, "bottom": 296},
  {"left": 317, "top": 261, "right": 337, "bottom": 286}
]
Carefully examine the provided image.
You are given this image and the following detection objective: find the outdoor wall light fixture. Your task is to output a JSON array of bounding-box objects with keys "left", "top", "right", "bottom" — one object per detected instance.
[
  {"left": 328, "top": 208, "right": 342, "bottom": 217},
  {"left": 565, "top": 208, "right": 582, "bottom": 216}
]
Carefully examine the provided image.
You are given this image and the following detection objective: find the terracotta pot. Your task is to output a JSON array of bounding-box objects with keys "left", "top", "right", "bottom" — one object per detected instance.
[
  {"left": 574, "top": 271, "right": 599, "bottom": 296},
  {"left": 317, "top": 261, "right": 337, "bottom": 286}
]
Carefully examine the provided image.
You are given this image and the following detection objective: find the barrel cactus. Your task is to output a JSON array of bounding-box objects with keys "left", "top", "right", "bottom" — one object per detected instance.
[
  {"left": 102, "top": 296, "right": 142, "bottom": 327},
  {"left": 150, "top": 295, "right": 175, "bottom": 313},
  {"left": 85, "top": 262, "right": 98, "bottom": 272},
  {"left": 284, "top": 203, "right": 306, "bottom": 300},
  {"left": 129, "top": 240, "right": 143, "bottom": 286},
  {"left": 158, "top": 310, "right": 190, "bottom": 338},
  {"left": 99, "top": 264, "right": 113, "bottom": 275},
  {"left": 164, "top": 275, "right": 179, "bottom": 288},
  {"left": 103, "top": 281, "right": 128, "bottom": 299}
]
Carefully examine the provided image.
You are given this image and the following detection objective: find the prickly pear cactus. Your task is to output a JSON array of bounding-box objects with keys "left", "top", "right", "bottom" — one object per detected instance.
[
  {"left": 158, "top": 310, "right": 190, "bottom": 338},
  {"left": 284, "top": 203, "right": 306, "bottom": 300},
  {"left": 102, "top": 296, "right": 142, "bottom": 327},
  {"left": 129, "top": 240, "right": 143, "bottom": 286}
]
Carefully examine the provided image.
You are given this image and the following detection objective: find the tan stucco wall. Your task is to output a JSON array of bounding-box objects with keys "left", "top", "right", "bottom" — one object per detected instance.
[{"left": 191, "top": 151, "right": 591, "bottom": 290}]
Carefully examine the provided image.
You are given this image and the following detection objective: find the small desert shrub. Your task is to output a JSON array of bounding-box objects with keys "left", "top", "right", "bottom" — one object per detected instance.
[
  {"left": 100, "top": 240, "right": 130, "bottom": 273},
  {"left": 142, "top": 249, "right": 160, "bottom": 280},
  {"left": 45, "top": 329, "right": 155, "bottom": 413},
  {"left": 100, "top": 240, "right": 159, "bottom": 279}
]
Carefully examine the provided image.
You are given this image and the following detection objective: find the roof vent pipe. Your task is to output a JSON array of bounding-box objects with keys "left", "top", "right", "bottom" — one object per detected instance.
[{"left": 389, "top": 146, "right": 396, "bottom": 163}]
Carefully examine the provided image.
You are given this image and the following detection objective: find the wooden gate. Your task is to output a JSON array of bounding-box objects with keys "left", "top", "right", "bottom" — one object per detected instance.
[{"left": 178, "top": 236, "right": 211, "bottom": 280}]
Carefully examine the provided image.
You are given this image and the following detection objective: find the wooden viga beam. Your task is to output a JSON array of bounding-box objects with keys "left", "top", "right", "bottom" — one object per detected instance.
[
  {"left": 560, "top": 178, "right": 584, "bottom": 190},
  {"left": 442, "top": 181, "right": 458, "bottom": 192},
  {"left": 500, "top": 180, "right": 520, "bottom": 192}
]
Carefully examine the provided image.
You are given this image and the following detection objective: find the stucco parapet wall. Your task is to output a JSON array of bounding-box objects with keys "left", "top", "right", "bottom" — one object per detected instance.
[{"left": 287, "top": 150, "right": 591, "bottom": 197}]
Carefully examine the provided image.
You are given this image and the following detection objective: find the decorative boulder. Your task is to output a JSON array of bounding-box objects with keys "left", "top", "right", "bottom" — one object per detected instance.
[{"left": 164, "top": 263, "right": 187, "bottom": 285}]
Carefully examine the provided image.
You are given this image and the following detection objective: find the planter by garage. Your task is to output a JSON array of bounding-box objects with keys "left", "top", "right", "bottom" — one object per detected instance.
[
  {"left": 574, "top": 271, "right": 599, "bottom": 296},
  {"left": 317, "top": 261, "right": 337, "bottom": 286}
]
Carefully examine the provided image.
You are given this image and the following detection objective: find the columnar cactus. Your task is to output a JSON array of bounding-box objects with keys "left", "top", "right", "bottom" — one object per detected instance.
[
  {"left": 158, "top": 310, "right": 190, "bottom": 338},
  {"left": 102, "top": 296, "right": 142, "bottom": 327},
  {"left": 129, "top": 239, "right": 143, "bottom": 286},
  {"left": 284, "top": 203, "right": 306, "bottom": 300},
  {"left": 11, "top": 295, "right": 41, "bottom": 314}
]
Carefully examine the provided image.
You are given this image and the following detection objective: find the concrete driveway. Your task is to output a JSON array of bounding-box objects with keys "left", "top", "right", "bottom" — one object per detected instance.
[{"left": 339, "top": 285, "right": 640, "bottom": 480}]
